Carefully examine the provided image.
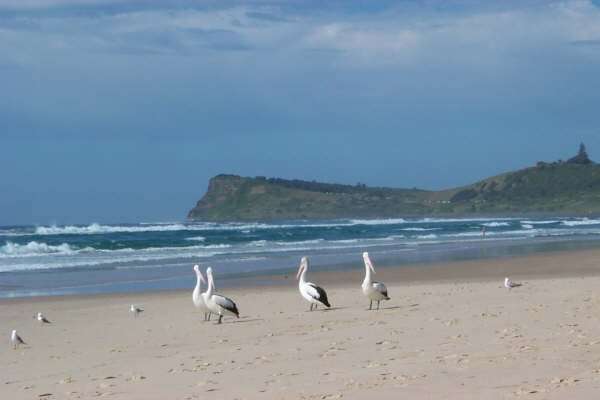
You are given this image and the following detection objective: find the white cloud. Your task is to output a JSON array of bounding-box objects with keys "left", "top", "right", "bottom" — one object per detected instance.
[{"left": 1, "top": 0, "right": 600, "bottom": 67}]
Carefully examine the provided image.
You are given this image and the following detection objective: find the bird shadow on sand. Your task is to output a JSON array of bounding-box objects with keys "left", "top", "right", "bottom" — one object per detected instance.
[
  {"left": 227, "top": 318, "right": 264, "bottom": 324},
  {"left": 373, "top": 305, "right": 402, "bottom": 310},
  {"left": 305, "top": 306, "right": 347, "bottom": 312}
]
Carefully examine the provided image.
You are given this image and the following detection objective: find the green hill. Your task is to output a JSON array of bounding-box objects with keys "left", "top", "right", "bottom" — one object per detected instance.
[{"left": 187, "top": 144, "right": 600, "bottom": 221}]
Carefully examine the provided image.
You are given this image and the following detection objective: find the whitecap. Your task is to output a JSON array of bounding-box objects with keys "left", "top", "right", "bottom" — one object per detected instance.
[{"left": 0, "top": 241, "right": 83, "bottom": 258}]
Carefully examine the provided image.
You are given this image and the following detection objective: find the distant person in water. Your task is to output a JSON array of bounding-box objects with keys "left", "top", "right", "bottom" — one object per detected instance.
[{"left": 481, "top": 226, "right": 486, "bottom": 238}]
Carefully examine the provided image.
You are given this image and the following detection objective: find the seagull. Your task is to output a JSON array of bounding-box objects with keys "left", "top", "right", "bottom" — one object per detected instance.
[
  {"left": 35, "top": 312, "right": 51, "bottom": 324},
  {"left": 130, "top": 304, "right": 144, "bottom": 317},
  {"left": 504, "top": 277, "right": 522, "bottom": 290},
  {"left": 205, "top": 267, "right": 240, "bottom": 324},
  {"left": 193, "top": 264, "right": 213, "bottom": 321},
  {"left": 362, "top": 252, "right": 390, "bottom": 310},
  {"left": 11, "top": 330, "right": 26, "bottom": 349},
  {"left": 297, "top": 256, "right": 331, "bottom": 311}
]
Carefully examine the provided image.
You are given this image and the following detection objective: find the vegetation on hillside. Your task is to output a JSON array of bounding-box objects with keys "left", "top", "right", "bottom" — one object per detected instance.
[{"left": 188, "top": 145, "right": 600, "bottom": 221}]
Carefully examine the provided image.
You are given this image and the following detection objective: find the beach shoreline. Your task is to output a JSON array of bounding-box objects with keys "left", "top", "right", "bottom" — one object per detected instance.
[
  {"left": 3, "top": 244, "right": 600, "bottom": 305},
  {"left": 3, "top": 247, "right": 600, "bottom": 399}
]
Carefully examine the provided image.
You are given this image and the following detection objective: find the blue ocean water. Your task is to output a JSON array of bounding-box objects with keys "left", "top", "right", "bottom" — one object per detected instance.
[{"left": 2, "top": 217, "right": 600, "bottom": 298}]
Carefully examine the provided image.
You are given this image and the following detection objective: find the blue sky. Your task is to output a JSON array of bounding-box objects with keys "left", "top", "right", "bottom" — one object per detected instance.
[{"left": 2, "top": 0, "right": 600, "bottom": 224}]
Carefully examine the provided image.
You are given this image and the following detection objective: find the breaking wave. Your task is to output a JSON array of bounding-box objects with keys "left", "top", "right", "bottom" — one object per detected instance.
[{"left": 0, "top": 241, "right": 86, "bottom": 258}]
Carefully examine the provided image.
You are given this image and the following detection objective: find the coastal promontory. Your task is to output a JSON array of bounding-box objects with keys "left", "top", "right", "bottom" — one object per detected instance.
[{"left": 188, "top": 145, "right": 600, "bottom": 221}]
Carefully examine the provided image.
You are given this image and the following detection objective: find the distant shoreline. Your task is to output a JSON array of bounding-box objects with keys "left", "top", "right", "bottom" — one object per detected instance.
[{"left": 3, "top": 234, "right": 600, "bottom": 300}]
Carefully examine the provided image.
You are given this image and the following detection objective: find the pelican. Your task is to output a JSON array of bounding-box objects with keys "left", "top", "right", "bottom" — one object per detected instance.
[
  {"left": 193, "top": 264, "right": 212, "bottom": 321},
  {"left": 205, "top": 267, "right": 240, "bottom": 324},
  {"left": 297, "top": 256, "right": 331, "bottom": 311},
  {"left": 504, "top": 277, "right": 521, "bottom": 290},
  {"left": 36, "top": 312, "right": 51, "bottom": 324},
  {"left": 362, "top": 252, "right": 390, "bottom": 310},
  {"left": 130, "top": 304, "right": 144, "bottom": 317},
  {"left": 11, "top": 330, "right": 26, "bottom": 349}
]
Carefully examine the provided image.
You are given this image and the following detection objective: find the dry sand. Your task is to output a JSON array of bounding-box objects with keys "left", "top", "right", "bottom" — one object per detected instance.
[{"left": 3, "top": 248, "right": 600, "bottom": 399}]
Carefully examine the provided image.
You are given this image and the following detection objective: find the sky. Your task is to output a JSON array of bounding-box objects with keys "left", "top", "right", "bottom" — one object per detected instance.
[{"left": 2, "top": 0, "right": 600, "bottom": 225}]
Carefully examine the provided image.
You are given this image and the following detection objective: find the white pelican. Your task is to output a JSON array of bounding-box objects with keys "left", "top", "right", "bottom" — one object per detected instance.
[
  {"left": 362, "top": 252, "right": 390, "bottom": 310},
  {"left": 193, "top": 264, "right": 213, "bottom": 321},
  {"left": 11, "top": 330, "right": 26, "bottom": 349},
  {"left": 130, "top": 304, "right": 144, "bottom": 317},
  {"left": 36, "top": 312, "right": 51, "bottom": 324},
  {"left": 205, "top": 267, "right": 240, "bottom": 324},
  {"left": 504, "top": 277, "right": 521, "bottom": 290},
  {"left": 297, "top": 256, "right": 331, "bottom": 311}
]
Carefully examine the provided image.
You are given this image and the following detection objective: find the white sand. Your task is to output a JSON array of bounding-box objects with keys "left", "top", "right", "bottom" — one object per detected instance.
[{"left": 3, "top": 249, "right": 600, "bottom": 399}]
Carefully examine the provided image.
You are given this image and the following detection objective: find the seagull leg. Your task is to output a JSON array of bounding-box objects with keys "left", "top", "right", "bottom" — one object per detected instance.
[
  {"left": 218, "top": 315, "right": 223, "bottom": 324},
  {"left": 369, "top": 300, "right": 372, "bottom": 310},
  {"left": 208, "top": 313, "right": 211, "bottom": 321},
  {"left": 377, "top": 301, "right": 380, "bottom": 310}
]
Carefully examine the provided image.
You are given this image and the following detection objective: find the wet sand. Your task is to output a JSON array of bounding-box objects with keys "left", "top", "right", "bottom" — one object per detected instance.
[{"left": 3, "top": 247, "right": 600, "bottom": 399}]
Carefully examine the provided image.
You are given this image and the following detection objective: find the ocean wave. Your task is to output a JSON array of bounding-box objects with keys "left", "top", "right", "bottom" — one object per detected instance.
[
  {"left": 521, "top": 220, "right": 559, "bottom": 225},
  {"left": 185, "top": 236, "right": 206, "bottom": 242},
  {"left": 0, "top": 241, "right": 89, "bottom": 258},
  {"left": 33, "top": 223, "right": 216, "bottom": 235},
  {"left": 415, "top": 217, "right": 516, "bottom": 224},
  {"left": 348, "top": 218, "right": 407, "bottom": 225},
  {"left": 522, "top": 224, "right": 534, "bottom": 229},
  {"left": 417, "top": 234, "right": 438, "bottom": 239},
  {"left": 561, "top": 219, "right": 600, "bottom": 227},
  {"left": 481, "top": 222, "right": 510, "bottom": 227},
  {"left": 400, "top": 227, "right": 441, "bottom": 231}
]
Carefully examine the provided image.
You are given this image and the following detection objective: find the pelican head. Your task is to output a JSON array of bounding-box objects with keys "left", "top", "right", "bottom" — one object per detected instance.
[
  {"left": 363, "top": 252, "right": 375, "bottom": 274},
  {"left": 296, "top": 256, "right": 308, "bottom": 280}
]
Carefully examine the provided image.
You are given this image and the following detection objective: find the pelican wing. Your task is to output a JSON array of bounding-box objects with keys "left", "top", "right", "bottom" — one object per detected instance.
[
  {"left": 214, "top": 294, "right": 239, "bottom": 317},
  {"left": 372, "top": 281, "right": 388, "bottom": 297},
  {"left": 307, "top": 283, "right": 331, "bottom": 307}
]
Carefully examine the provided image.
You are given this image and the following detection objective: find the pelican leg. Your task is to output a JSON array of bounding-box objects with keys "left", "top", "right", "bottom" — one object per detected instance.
[
  {"left": 309, "top": 304, "right": 313, "bottom": 311},
  {"left": 377, "top": 301, "right": 380, "bottom": 310},
  {"left": 208, "top": 313, "right": 211, "bottom": 321},
  {"left": 369, "top": 300, "right": 372, "bottom": 310},
  {"left": 217, "top": 315, "right": 223, "bottom": 324}
]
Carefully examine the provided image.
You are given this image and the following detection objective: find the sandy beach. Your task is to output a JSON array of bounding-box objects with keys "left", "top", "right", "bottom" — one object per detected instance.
[{"left": 3, "top": 248, "right": 600, "bottom": 399}]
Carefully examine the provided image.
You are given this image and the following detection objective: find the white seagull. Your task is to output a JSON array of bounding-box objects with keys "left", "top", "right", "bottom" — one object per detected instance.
[
  {"left": 362, "top": 252, "right": 390, "bottom": 310},
  {"left": 504, "top": 277, "right": 521, "bottom": 290},
  {"left": 130, "top": 304, "right": 144, "bottom": 317},
  {"left": 11, "top": 330, "right": 26, "bottom": 349},
  {"left": 297, "top": 256, "right": 331, "bottom": 311},
  {"left": 205, "top": 267, "right": 240, "bottom": 324},
  {"left": 193, "top": 264, "right": 213, "bottom": 321},
  {"left": 36, "top": 312, "right": 51, "bottom": 324}
]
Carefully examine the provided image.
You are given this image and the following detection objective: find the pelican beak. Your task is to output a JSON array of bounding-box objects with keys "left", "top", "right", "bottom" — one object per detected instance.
[
  {"left": 364, "top": 253, "right": 375, "bottom": 274},
  {"left": 199, "top": 274, "right": 206, "bottom": 284},
  {"left": 296, "top": 264, "right": 302, "bottom": 280}
]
